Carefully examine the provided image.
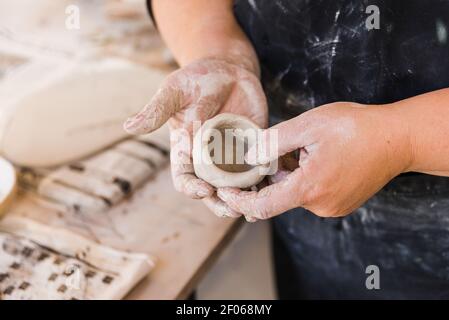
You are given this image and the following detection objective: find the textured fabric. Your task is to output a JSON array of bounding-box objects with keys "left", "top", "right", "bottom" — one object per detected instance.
[
  {"left": 233, "top": 0, "right": 449, "bottom": 299},
  {"left": 234, "top": 0, "right": 449, "bottom": 124},
  {"left": 273, "top": 174, "right": 449, "bottom": 299}
]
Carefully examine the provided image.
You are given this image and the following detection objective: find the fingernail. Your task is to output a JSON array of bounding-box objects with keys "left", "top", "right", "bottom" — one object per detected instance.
[
  {"left": 214, "top": 209, "right": 229, "bottom": 219},
  {"left": 244, "top": 147, "right": 258, "bottom": 165},
  {"left": 216, "top": 190, "right": 228, "bottom": 202},
  {"left": 193, "top": 179, "right": 213, "bottom": 197},
  {"left": 217, "top": 188, "right": 236, "bottom": 202},
  {"left": 196, "top": 188, "right": 211, "bottom": 198},
  {"left": 244, "top": 215, "right": 257, "bottom": 223},
  {"left": 123, "top": 113, "right": 145, "bottom": 133},
  {"left": 270, "top": 170, "right": 290, "bottom": 184}
]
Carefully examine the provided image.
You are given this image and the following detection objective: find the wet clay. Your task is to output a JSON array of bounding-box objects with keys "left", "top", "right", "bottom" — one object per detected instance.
[
  {"left": 193, "top": 113, "right": 268, "bottom": 188},
  {"left": 209, "top": 126, "right": 253, "bottom": 173}
]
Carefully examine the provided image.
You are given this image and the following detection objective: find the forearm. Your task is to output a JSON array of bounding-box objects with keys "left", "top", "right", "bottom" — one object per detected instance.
[
  {"left": 391, "top": 88, "right": 449, "bottom": 176},
  {"left": 152, "top": 0, "right": 259, "bottom": 75}
]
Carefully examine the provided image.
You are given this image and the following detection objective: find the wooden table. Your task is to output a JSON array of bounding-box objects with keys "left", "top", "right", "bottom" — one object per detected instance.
[
  {"left": 1, "top": 0, "right": 245, "bottom": 300},
  {"left": 121, "top": 170, "right": 243, "bottom": 300},
  {"left": 7, "top": 166, "right": 242, "bottom": 300}
]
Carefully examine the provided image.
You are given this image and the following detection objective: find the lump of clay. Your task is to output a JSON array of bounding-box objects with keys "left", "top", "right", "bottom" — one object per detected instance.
[
  {"left": 0, "top": 58, "right": 167, "bottom": 167},
  {"left": 193, "top": 113, "right": 269, "bottom": 188}
]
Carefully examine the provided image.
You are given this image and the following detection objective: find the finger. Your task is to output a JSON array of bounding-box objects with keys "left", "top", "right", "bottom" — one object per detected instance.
[
  {"left": 217, "top": 168, "right": 303, "bottom": 220},
  {"left": 245, "top": 216, "right": 258, "bottom": 223},
  {"left": 230, "top": 76, "right": 268, "bottom": 128},
  {"left": 269, "top": 168, "right": 291, "bottom": 184},
  {"left": 124, "top": 83, "right": 183, "bottom": 135},
  {"left": 170, "top": 128, "right": 214, "bottom": 199},
  {"left": 174, "top": 173, "right": 214, "bottom": 199},
  {"left": 245, "top": 117, "right": 311, "bottom": 165},
  {"left": 202, "top": 195, "right": 242, "bottom": 218},
  {"left": 269, "top": 153, "right": 299, "bottom": 184}
]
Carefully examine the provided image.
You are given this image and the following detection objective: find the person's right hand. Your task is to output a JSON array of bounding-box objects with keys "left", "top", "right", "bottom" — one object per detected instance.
[{"left": 124, "top": 57, "right": 268, "bottom": 218}]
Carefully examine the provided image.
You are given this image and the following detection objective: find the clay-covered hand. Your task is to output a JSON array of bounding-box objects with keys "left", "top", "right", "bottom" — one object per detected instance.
[
  {"left": 217, "top": 102, "right": 413, "bottom": 221},
  {"left": 124, "top": 57, "right": 268, "bottom": 218}
]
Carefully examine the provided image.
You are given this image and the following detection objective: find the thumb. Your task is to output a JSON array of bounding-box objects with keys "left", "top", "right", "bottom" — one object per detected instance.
[
  {"left": 245, "top": 116, "right": 310, "bottom": 165},
  {"left": 217, "top": 167, "right": 304, "bottom": 220},
  {"left": 124, "top": 83, "right": 183, "bottom": 135}
]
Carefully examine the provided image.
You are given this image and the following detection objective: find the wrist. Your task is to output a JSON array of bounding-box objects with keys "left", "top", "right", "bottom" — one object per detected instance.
[
  {"left": 160, "top": 10, "right": 260, "bottom": 76},
  {"left": 377, "top": 103, "right": 416, "bottom": 174},
  {"left": 152, "top": 0, "right": 260, "bottom": 75},
  {"left": 179, "top": 38, "right": 260, "bottom": 77}
]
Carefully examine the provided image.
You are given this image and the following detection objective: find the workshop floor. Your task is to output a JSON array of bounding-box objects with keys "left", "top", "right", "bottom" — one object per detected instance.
[{"left": 197, "top": 221, "right": 276, "bottom": 299}]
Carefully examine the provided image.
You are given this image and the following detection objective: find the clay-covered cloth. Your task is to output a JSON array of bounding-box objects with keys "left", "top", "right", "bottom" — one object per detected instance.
[{"left": 234, "top": 0, "right": 449, "bottom": 299}]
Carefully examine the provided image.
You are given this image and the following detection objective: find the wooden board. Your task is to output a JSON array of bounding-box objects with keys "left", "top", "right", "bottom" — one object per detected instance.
[
  {"left": 7, "top": 167, "right": 242, "bottom": 300},
  {"left": 1, "top": 0, "right": 243, "bottom": 299}
]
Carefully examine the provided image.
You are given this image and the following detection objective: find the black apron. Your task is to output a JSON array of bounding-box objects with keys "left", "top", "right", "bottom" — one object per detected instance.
[{"left": 234, "top": 0, "right": 449, "bottom": 299}]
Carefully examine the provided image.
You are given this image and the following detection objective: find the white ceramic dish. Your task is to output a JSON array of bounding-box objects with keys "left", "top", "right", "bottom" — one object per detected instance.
[{"left": 0, "top": 156, "right": 16, "bottom": 216}]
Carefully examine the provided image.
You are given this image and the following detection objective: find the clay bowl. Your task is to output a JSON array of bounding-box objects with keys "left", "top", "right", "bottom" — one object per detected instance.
[{"left": 193, "top": 113, "right": 270, "bottom": 188}]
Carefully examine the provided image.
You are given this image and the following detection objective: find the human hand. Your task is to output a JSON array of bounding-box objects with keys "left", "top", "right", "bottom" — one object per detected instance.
[
  {"left": 217, "top": 102, "right": 413, "bottom": 221},
  {"left": 124, "top": 57, "right": 268, "bottom": 217}
]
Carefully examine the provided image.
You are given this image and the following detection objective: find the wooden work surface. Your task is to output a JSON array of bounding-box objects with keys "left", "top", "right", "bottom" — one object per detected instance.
[
  {"left": 1, "top": 0, "right": 243, "bottom": 300},
  {"left": 7, "top": 167, "right": 242, "bottom": 300},
  {"left": 123, "top": 171, "right": 243, "bottom": 300}
]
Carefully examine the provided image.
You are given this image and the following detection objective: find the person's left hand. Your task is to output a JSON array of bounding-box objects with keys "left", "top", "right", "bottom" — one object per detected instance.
[
  {"left": 217, "top": 102, "right": 414, "bottom": 221},
  {"left": 123, "top": 57, "right": 267, "bottom": 218}
]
